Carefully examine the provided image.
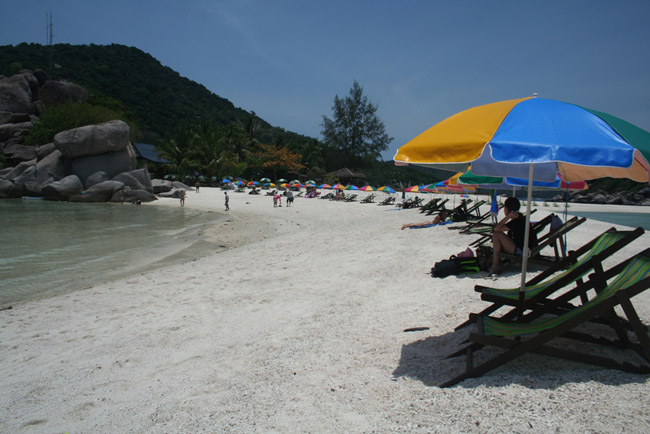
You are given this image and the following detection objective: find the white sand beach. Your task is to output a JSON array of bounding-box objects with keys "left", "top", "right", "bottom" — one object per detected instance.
[{"left": 2, "top": 189, "right": 650, "bottom": 433}]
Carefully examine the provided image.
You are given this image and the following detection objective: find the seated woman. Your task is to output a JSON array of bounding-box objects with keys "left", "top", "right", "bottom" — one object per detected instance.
[
  {"left": 489, "top": 197, "right": 538, "bottom": 276},
  {"left": 401, "top": 212, "right": 448, "bottom": 230}
]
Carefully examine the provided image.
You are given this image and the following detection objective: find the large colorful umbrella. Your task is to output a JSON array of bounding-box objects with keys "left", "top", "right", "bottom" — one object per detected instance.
[
  {"left": 318, "top": 183, "right": 331, "bottom": 189},
  {"left": 359, "top": 185, "right": 375, "bottom": 191},
  {"left": 344, "top": 185, "right": 359, "bottom": 190},
  {"left": 331, "top": 183, "right": 345, "bottom": 190},
  {"left": 405, "top": 185, "right": 421, "bottom": 192},
  {"left": 260, "top": 177, "right": 271, "bottom": 183},
  {"left": 247, "top": 181, "right": 259, "bottom": 186},
  {"left": 378, "top": 186, "right": 396, "bottom": 194},
  {"left": 395, "top": 96, "right": 650, "bottom": 294}
]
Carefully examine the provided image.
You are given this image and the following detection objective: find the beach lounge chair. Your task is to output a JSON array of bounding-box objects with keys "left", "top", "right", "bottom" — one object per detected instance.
[
  {"left": 455, "top": 227, "right": 645, "bottom": 329},
  {"left": 344, "top": 194, "right": 358, "bottom": 202},
  {"left": 441, "top": 247, "right": 650, "bottom": 387},
  {"left": 466, "top": 209, "right": 540, "bottom": 246},
  {"left": 419, "top": 198, "right": 441, "bottom": 213},
  {"left": 378, "top": 196, "right": 395, "bottom": 206},
  {"left": 360, "top": 194, "right": 376, "bottom": 203},
  {"left": 500, "top": 215, "right": 587, "bottom": 267},
  {"left": 424, "top": 198, "right": 449, "bottom": 215},
  {"left": 320, "top": 192, "right": 333, "bottom": 200}
]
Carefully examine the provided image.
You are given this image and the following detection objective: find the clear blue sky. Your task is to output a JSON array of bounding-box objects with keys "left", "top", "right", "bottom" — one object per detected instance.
[{"left": 2, "top": 0, "right": 649, "bottom": 160}]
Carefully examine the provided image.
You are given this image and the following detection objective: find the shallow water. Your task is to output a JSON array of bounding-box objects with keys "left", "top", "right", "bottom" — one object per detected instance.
[
  {"left": 0, "top": 199, "right": 226, "bottom": 306},
  {"left": 565, "top": 210, "right": 650, "bottom": 230}
]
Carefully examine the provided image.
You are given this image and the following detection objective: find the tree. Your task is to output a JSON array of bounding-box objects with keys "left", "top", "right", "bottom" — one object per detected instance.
[
  {"left": 321, "top": 80, "right": 392, "bottom": 168},
  {"left": 248, "top": 144, "right": 305, "bottom": 180}
]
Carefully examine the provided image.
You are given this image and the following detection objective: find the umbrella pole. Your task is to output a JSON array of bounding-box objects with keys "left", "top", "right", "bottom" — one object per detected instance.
[{"left": 518, "top": 164, "right": 534, "bottom": 318}]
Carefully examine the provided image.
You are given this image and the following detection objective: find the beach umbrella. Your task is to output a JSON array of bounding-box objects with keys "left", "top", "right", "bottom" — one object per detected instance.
[
  {"left": 395, "top": 96, "right": 650, "bottom": 295},
  {"left": 290, "top": 179, "right": 301, "bottom": 185},
  {"left": 247, "top": 181, "right": 259, "bottom": 186},
  {"left": 378, "top": 186, "right": 396, "bottom": 194},
  {"left": 345, "top": 185, "right": 359, "bottom": 190},
  {"left": 305, "top": 180, "right": 316, "bottom": 185},
  {"left": 221, "top": 178, "right": 232, "bottom": 183},
  {"left": 331, "top": 183, "right": 345, "bottom": 189},
  {"left": 260, "top": 177, "right": 271, "bottom": 183},
  {"left": 280, "top": 183, "right": 290, "bottom": 188},
  {"left": 318, "top": 183, "right": 331, "bottom": 189},
  {"left": 277, "top": 178, "right": 288, "bottom": 183},
  {"left": 405, "top": 185, "right": 421, "bottom": 192},
  {"left": 359, "top": 185, "right": 375, "bottom": 191},
  {"left": 291, "top": 183, "right": 303, "bottom": 188}
]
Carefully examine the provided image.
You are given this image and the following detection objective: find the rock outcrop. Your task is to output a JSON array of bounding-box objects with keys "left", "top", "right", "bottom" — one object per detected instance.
[{"left": 0, "top": 70, "right": 155, "bottom": 203}]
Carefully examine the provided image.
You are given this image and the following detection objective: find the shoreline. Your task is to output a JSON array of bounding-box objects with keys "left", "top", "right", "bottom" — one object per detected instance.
[{"left": 2, "top": 188, "right": 649, "bottom": 433}]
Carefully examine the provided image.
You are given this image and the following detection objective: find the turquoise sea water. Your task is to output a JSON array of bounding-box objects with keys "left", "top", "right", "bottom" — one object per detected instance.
[
  {"left": 566, "top": 211, "right": 650, "bottom": 230},
  {"left": 0, "top": 199, "right": 226, "bottom": 306}
]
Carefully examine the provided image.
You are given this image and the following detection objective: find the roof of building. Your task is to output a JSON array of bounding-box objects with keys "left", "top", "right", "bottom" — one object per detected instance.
[{"left": 132, "top": 142, "right": 170, "bottom": 164}]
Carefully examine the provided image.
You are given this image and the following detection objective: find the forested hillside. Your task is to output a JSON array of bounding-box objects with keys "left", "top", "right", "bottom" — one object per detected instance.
[{"left": 0, "top": 43, "right": 305, "bottom": 145}]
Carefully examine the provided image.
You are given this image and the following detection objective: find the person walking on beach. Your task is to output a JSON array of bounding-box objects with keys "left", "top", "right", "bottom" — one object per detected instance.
[
  {"left": 489, "top": 197, "right": 537, "bottom": 277},
  {"left": 179, "top": 189, "right": 186, "bottom": 207},
  {"left": 224, "top": 191, "right": 230, "bottom": 211},
  {"left": 286, "top": 190, "right": 294, "bottom": 207},
  {"left": 195, "top": 181, "right": 200, "bottom": 193}
]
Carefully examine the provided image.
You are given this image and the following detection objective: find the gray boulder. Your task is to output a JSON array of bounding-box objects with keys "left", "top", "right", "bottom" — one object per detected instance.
[
  {"left": 35, "top": 149, "right": 65, "bottom": 184},
  {"left": 151, "top": 178, "right": 173, "bottom": 194},
  {"left": 111, "top": 189, "right": 157, "bottom": 203},
  {"left": 2, "top": 158, "right": 37, "bottom": 181},
  {"left": 112, "top": 167, "right": 153, "bottom": 193},
  {"left": 39, "top": 80, "right": 88, "bottom": 108},
  {"left": 69, "top": 145, "right": 137, "bottom": 185},
  {"left": 41, "top": 175, "right": 84, "bottom": 201},
  {"left": 33, "top": 69, "right": 48, "bottom": 86},
  {"left": 0, "top": 74, "right": 34, "bottom": 114},
  {"left": 54, "top": 120, "right": 130, "bottom": 158},
  {"left": 172, "top": 181, "right": 195, "bottom": 191},
  {"left": 0, "top": 121, "right": 32, "bottom": 141},
  {"left": 85, "top": 171, "right": 109, "bottom": 189},
  {"left": 70, "top": 180, "right": 125, "bottom": 202},
  {"left": 0, "top": 111, "right": 13, "bottom": 125},
  {"left": 0, "top": 179, "right": 23, "bottom": 198},
  {"left": 3, "top": 144, "right": 37, "bottom": 162},
  {"left": 35, "top": 143, "right": 57, "bottom": 160}
]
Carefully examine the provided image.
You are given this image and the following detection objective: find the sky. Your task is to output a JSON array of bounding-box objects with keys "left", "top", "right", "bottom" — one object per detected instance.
[{"left": 2, "top": 0, "right": 649, "bottom": 160}]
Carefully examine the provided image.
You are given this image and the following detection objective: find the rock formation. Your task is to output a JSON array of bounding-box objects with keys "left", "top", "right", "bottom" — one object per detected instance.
[{"left": 0, "top": 70, "right": 156, "bottom": 203}]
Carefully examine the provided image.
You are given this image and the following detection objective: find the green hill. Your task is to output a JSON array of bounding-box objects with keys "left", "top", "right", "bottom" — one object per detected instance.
[{"left": 0, "top": 43, "right": 306, "bottom": 145}]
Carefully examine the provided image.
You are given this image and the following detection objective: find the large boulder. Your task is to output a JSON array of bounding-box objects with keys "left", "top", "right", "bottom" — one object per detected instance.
[
  {"left": 69, "top": 180, "right": 125, "bottom": 202},
  {"left": 0, "top": 121, "right": 33, "bottom": 141},
  {"left": 35, "top": 142, "right": 57, "bottom": 160},
  {"left": 112, "top": 167, "right": 153, "bottom": 193},
  {"left": 35, "top": 149, "right": 65, "bottom": 184},
  {"left": 39, "top": 80, "right": 88, "bottom": 108},
  {"left": 151, "top": 179, "right": 173, "bottom": 194},
  {"left": 41, "top": 175, "right": 83, "bottom": 201},
  {"left": 69, "top": 145, "right": 137, "bottom": 184},
  {"left": 2, "top": 158, "right": 37, "bottom": 181},
  {"left": 85, "top": 171, "right": 109, "bottom": 189},
  {"left": 54, "top": 120, "right": 130, "bottom": 159},
  {"left": 111, "top": 189, "right": 157, "bottom": 203},
  {"left": 3, "top": 144, "right": 37, "bottom": 162},
  {"left": 0, "top": 73, "right": 34, "bottom": 114},
  {"left": 0, "top": 179, "right": 23, "bottom": 198}
]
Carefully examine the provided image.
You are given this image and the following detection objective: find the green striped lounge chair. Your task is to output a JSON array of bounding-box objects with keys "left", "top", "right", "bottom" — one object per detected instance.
[
  {"left": 455, "top": 227, "right": 645, "bottom": 330},
  {"left": 441, "top": 248, "right": 650, "bottom": 388}
]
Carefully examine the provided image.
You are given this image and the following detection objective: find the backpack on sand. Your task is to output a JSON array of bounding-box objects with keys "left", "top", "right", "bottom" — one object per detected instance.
[{"left": 431, "top": 255, "right": 480, "bottom": 278}]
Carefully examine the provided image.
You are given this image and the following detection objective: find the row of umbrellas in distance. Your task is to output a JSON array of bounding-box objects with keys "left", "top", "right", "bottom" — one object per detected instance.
[{"left": 221, "top": 177, "right": 399, "bottom": 193}]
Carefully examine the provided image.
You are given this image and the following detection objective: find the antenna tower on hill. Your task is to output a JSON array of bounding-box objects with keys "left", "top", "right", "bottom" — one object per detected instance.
[{"left": 46, "top": 11, "right": 54, "bottom": 75}]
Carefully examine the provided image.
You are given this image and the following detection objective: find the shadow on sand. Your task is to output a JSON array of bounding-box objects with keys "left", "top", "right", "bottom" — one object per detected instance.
[{"left": 392, "top": 320, "right": 650, "bottom": 389}]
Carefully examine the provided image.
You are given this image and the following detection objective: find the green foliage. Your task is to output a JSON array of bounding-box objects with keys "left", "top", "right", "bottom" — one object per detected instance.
[
  {"left": 321, "top": 80, "right": 392, "bottom": 169},
  {"left": 25, "top": 101, "right": 132, "bottom": 146}
]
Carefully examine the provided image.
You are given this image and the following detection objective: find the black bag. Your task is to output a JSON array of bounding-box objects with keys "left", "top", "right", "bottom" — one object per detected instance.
[
  {"left": 431, "top": 256, "right": 480, "bottom": 277},
  {"left": 431, "top": 256, "right": 461, "bottom": 277}
]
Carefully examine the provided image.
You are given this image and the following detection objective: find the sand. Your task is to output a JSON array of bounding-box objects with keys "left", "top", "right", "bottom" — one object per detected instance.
[{"left": 1, "top": 188, "right": 650, "bottom": 433}]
